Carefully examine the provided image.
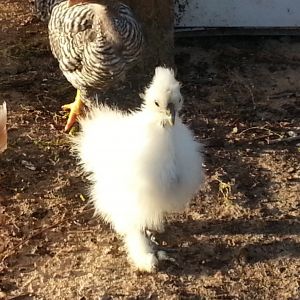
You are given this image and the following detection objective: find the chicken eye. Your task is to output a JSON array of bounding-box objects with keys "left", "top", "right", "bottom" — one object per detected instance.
[{"left": 154, "top": 101, "right": 159, "bottom": 107}]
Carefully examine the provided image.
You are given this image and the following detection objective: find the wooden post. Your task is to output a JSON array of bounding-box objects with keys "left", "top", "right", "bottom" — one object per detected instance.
[{"left": 123, "top": 0, "right": 174, "bottom": 69}]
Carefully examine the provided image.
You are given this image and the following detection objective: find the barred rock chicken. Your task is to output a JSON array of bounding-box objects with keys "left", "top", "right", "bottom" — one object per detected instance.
[
  {"left": 34, "top": 0, "right": 65, "bottom": 21},
  {"left": 72, "top": 67, "right": 204, "bottom": 272},
  {"left": 0, "top": 102, "right": 7, "bottom": 154},
  {"left": 35, "top": 0, "right": 144, "bottom": 131}
]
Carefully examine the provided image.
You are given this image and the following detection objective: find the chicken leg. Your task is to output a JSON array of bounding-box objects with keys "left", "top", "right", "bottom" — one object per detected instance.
[{"left": 62, "top": 90, "right": 84, "bottom": 132}]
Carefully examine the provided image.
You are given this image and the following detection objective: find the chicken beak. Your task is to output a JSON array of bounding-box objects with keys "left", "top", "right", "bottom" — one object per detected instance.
[{"left": 166, "top": 102, "right": 176, "bottom": 126}]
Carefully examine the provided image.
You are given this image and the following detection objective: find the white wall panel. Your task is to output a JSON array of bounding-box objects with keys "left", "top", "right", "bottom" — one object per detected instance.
[{"left": 175, "top": 0, "right": 300, "bottom": 28}]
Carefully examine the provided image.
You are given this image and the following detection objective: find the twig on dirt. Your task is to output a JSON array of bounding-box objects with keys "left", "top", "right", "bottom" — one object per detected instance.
[
  {"left": 0, "top": 206, "right": 94, "bottom": 264},
  {"left": 269, "top": 90, "right": 298, "bottom": 99},
  {"left": 0, "top": 78, "right": 35, "bottom": 90},
  {"left": 245, "top": 84, "right": 256, "bottom": 109},
  {"left": 36, "top": 94, "right": 48, "bottom": 111},
  {"left": 268, "top": 135, "right": 300, "bottom": 144},
  {"left": 0, "top": 213, "right": 64, "bottom": 264},
  {"left": 211, "top": 173, "right": 233, "bottom": 201},
  {"left": 238, "top": 126, "right": 284, "bottom": 143},
  {"left": 238, "top": 126, "right": 269, "bottom": 135},
  {"left": 250, "top": 134, "right": 277, "bottom": 142},
  {"left": 227, "top": 71, "right": 257, "bottom": 109}
]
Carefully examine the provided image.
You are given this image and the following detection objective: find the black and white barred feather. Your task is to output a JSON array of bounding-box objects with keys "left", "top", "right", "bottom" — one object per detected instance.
[
  {"left": 35, "top": 0, "right": 144, "bottom": 103},
  {"left": 34, "top": 0, "right": 65, "bottom": 21}
]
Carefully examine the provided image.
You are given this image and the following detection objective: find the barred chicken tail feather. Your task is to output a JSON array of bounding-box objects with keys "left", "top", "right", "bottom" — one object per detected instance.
[
  {"left": 91, "top": 3, "right": 123, "bottom": 51},
  {"left": 0, "top": 102, "right": 7, "bottom": 153}
]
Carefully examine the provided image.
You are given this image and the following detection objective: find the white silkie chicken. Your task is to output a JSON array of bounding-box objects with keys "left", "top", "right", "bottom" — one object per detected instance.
[
  {"left": 72, "top": 67, "right": 203, "bottom": 272},
  {"left": 0, "top": 102, "right": 7, "bottom": 154}
]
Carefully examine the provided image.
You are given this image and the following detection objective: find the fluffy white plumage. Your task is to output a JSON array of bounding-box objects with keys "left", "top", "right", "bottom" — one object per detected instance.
[
  {"left": 72, "top": 67, "right": 203, "bottom": 272},
  {"left": 0, "top": 102, "right": 7, "bottom": 154}
]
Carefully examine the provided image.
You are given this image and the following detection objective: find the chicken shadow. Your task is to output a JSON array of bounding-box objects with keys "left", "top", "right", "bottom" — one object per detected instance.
[{"left": 158, "top": 217, "right": 300, "bottom": 276}]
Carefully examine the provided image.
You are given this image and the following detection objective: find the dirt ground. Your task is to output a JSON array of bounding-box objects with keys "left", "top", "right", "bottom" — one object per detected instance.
[{"left": 0, "top": 0, "right": 299, "bottom": 299}]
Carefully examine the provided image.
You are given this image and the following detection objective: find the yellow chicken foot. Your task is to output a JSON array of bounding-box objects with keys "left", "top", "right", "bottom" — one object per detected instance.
[{"left": 62, "top": 90, "right": 84, "bottom": 132}]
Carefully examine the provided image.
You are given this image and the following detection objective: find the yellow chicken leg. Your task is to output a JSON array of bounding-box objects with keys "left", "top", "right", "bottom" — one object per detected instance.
[{"left": 62, "top": 90, "right": 84, "bottom": 132}]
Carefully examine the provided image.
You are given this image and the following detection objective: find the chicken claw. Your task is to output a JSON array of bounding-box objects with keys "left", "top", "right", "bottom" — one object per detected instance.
[{"left": 62, "top": 90, "right": 84, "bottom": 132}]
